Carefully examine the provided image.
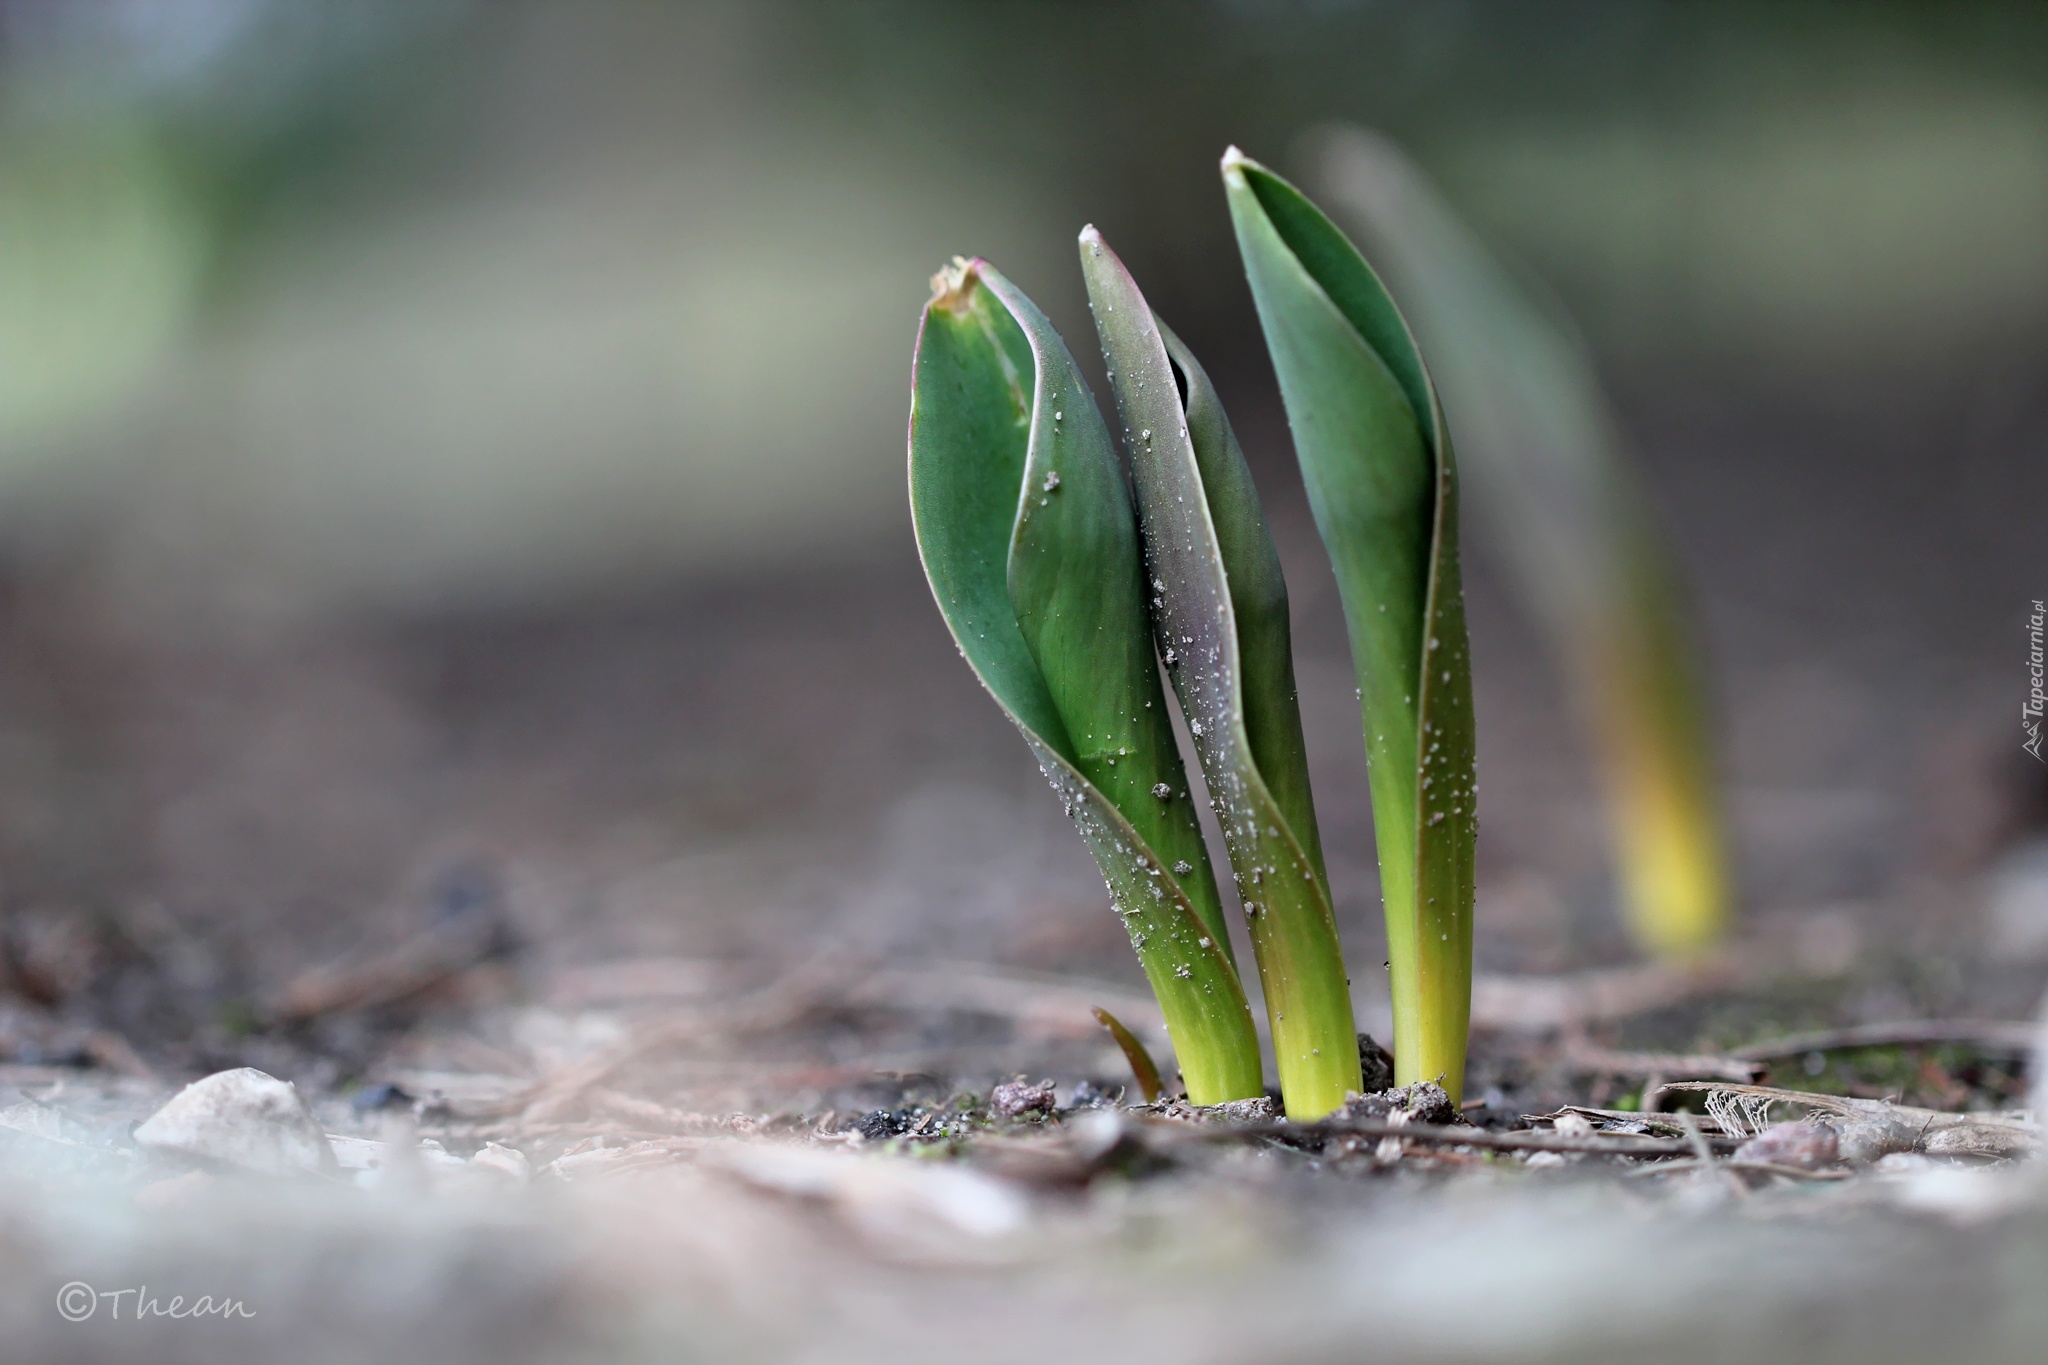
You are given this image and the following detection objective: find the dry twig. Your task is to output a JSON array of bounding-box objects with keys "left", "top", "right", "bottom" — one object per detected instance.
[
  {"left": 1730, "top": 1019, "right": 2038, "bottom": 1062},
  {"left": 1168, "top": 1116, "right": 1741, "bottom": 1158},
  {"left": 1656, "top": 1081, "right": 2037, "bottom": 1162},
  {"left": 1626, "top": 1158, "right": 1852, "bottom": 1182},
  {"left": 1560, "top": 1040, "right": 1763, "bottom": 1082}
]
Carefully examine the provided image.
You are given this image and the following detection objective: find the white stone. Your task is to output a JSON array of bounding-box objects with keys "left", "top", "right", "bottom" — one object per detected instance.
[
  {"left": 132, "top": 1067, "right": 337, "bottom": 1177},
  {"left": 471, "top": 1142, "right": 531, "bottom": 1181}
]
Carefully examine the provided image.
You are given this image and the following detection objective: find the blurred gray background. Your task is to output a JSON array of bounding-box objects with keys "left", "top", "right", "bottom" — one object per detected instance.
[{"left": 2, "top": 0, "right": 2046, "bottom": 1058}]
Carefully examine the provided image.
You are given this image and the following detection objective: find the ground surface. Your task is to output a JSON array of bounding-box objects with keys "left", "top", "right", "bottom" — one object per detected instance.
[{"left": 0, "top": 366, "right": 2046, "bottom": 1360}]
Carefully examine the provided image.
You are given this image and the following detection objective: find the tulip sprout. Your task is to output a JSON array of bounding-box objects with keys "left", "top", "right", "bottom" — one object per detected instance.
[{"left": 908, "top": 149, "right": 1478, "bottom": 1110}]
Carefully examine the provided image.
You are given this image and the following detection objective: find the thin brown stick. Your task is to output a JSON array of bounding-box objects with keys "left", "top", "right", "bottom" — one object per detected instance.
[
  {"left": 1166, "top": 1116, "right": 1741, "bottom": 1157},
  {"left": 1469, "top": 954, "right": 1741, "bottom": 1032},
  {"left": 1534, "top": 1104, "right": 1734, "bottom": 1138},
  {"left": 1730, "top": 1019, "right": 2039, "bottom": 1062},
  {"left": 1626, "top": 1158, "right": 1851, "bottom": 1182},
  {"left": 1561, "top": 1042, "right": 1763, "bottom": 1082}
]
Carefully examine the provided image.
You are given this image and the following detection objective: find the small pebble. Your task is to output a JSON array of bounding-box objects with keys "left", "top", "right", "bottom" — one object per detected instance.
[
  {"left": 350, "top": 1082, "right": 415, "bottom": 1115},
  {"left": 990, "top": 1080, "right": 1057, "bottom": 1119},
  {"left": 1553, "top": 1112, "right": 1595, "bottom": 1140},
  {"left": 1734, "top": 1121, "right": 1839, "bottom": 1170},
  {"left": 855, "top": 1109, "right": 914, "bottom": 1140},
  {"left": 471, "top": 1142, "right": 531, "bottom": 1182}
]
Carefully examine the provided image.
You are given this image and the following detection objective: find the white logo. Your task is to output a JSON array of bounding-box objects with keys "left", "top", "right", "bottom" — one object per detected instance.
[
  {"left": 2026, "top": 599, "right": 2045, "bottom": 763},
  {"left": 55, "top": 1281, "right": 255, "bottom": 1322}
]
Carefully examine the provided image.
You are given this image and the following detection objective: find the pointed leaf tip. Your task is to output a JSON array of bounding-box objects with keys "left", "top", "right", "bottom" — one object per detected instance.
[{"left": 927, "top": 256, "right": 982, "bottom": 312}]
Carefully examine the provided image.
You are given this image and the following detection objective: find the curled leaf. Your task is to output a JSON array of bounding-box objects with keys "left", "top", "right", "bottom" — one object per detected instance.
[{"left": 909, "top": 257, "right": 1262, "bottom": 1104}]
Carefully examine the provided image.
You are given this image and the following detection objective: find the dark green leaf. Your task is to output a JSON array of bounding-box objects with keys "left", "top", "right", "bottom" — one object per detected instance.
[
  {"left": 909, "top": 258, "right": 1262, "bottom": 1104},
  {"left": 1080, "top": 227, "right": 1359, "bottom": 1118}
]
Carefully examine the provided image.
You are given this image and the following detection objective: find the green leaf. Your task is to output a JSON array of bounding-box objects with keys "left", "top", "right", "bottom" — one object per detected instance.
[
  {"left": 1306, "top": 128, "right": 1727, "bottom": 959},
  {"left": 908, "top": 257, "right": 1263, "bottom": 1104},
  {"left": 1079, "top": 227, "right": 1360, "bottom": 1119},
  {"left": 1223, "top": 150, "right": 1477, "bottom": 1102}
]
